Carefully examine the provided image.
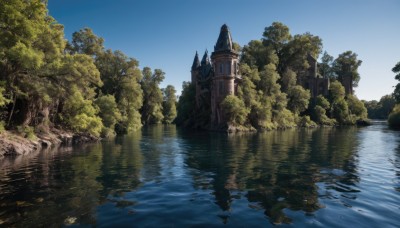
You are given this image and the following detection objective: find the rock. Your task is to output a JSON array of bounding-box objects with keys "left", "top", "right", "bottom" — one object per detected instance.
[{"left": 64, "top": 216, "right": 77, "bottom": 225}]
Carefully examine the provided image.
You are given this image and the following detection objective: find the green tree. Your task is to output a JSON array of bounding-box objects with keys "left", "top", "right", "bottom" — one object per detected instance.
[
  {"left": 141, "top": 67, "right": 164, "bottom": 124},
  {"left": 388, "top": 104, "right": 400, "bottom": 129},
  {"left": 0, "top": 0, "right": 65, "bottom": 127},
  {"left": 69, "top": 28, "right": 104, "bottom": 56},
  {"left": 287, "top": 85, "right": 310, "bottom": 115},
  {"left": 61, "top": 86, "right": 103, "bottom": 137},
  {"left": 280, "top": 68, "right": 297, "bottom": 93},
  {"left": 333, "top": 51, "right": 362, "bottom": 87},
  {"left": 221, "top": 95, "right": 249, "bottom": 126},
  {"left": 262, "top": 22, "right": 292, "bottom": 56},
  {"left": 280, "top": 32, "right": 323, "bottom": 75},
  {"left": 392, "top": 61, "right": 400, "bottom": 102},
  {"left": 162, "top": 85, "right": 177, "bottom": 124},
  {"left": 347, "top": 95, "right": 367, "bottom": 120},
  {"left": 175, "top": 82, "right": 196, "bottom": 126},
  {"left": 241, "top": 40, "right": 278, "bottom": 71},
  {"left": 95, "top": 50, "right": 143, "bottom": 132},
  {"left": 95, "top": 95, "right": 121, "bottom": 137},
  {"left": 319, "top": 51, "right": 335, "bottom": 79}
]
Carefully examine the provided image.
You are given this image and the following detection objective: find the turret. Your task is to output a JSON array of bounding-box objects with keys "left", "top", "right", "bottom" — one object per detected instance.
[
  {"left": 210, "top": 24, "right": 239, "bottom": 125},
  {"left": 191, "top": 51, "right": 200, "bottom": 84}
]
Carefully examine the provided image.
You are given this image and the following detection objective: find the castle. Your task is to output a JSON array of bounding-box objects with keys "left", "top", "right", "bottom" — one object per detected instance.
[{"left": 191, "top": 24, "right": 352, "bottom": 127}]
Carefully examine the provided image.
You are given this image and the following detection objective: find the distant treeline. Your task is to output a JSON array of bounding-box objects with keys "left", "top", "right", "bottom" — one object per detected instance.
[
  {"left": 0, "top": 0, "right": 176, "bottom": 138},
  {"left": 363, "top": 95, "right": 395, "bottom": 120},
  {"left": 176, "top": 22, "right": 368, "bottom": 130}
]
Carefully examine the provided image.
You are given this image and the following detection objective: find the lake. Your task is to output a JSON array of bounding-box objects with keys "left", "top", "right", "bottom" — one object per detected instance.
[{"left": 0, "top": 122, "right": 399, "bottom": 227}]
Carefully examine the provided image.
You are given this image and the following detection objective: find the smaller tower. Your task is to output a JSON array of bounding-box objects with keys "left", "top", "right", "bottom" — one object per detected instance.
[{"left": 191, "top": 51, "right": 200, "bottom": 84}]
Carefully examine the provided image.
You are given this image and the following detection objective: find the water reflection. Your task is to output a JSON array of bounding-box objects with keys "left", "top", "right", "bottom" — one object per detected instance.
[
  {"left": 0, "top": 124, "right": 399, "bottom": 227},
  {"left": 183, "top": 127, "right": 361, "bottom": 224}
]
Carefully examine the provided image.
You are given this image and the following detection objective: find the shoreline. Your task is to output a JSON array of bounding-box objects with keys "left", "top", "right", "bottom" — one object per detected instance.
[{"left": 0, "top": 129, "right": 99, "bottom": 158}]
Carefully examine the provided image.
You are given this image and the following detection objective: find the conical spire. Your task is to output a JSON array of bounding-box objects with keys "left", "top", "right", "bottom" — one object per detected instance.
[
  {"left": 214, "top": 24, "right": 233, "bottom": 52},
  {"left": 191, "top": 51, "right": 200, "bottom": 70},
  {"left": 201, "top": 50, "right": 210, "bottom": 65}
]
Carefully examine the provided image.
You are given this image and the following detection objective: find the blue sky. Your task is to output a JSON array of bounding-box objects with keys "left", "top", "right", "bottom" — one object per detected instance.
[{"left": 48, "top": 0, "right": 400, "bottom": 101}]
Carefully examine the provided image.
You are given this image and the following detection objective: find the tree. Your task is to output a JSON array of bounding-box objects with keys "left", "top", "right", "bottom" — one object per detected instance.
[
  {"left": 280, "top": 32, "right": 323, "bottom": 75},
  {"left": 329, "top": 81, "right": 346, "bottom": 102},
  {"left": 175, "top": 82, "right": 196, "bottom": 126},
  {"left": 319, "top": 51, "right": 335, "bottom": 79},
  {"left": 162, "top": 85, "right": 177, "bottom": 124},
  {"left": 262, "top": 22, "right": 292, "bottom": 56},
  {"left": 241, "top": 40, "right": 278, "bottom": 71},
  {"left": 221, "top": 95, "right": 249, "bottom": 126},
  {"left": 333, "top": 51, "right": 362, "bottom": 87},
  {"left": 95, "top": 50, "right": 143, "bottom": 132},
  {"left": 61, "top": 86, "right": 103, "bottom": 137},
  {"left": 392, "top": 61, "right": 400, "bottom": 102},
  {"left": 388, "top": 104, "right": 400, "bottom": 129},
  {"left": 280, "top": 68, "right": 297, "bottom": 93},
  {"left": 141, "top": 67, "right": 165, "bottom": 124},
  {"left": 0, "top": 0, "right": 66, "bottom": 127},
  {"left": 347, "top": 95, "right": 367, "bottom": 120},
  {"left": 69, "top": 28, "right": 104, "bottom": 56},
  {"left": 95, "top": 95, "right": 121, "bottom": 137},
  {"left": 287, "top": 85, "right": 310, "bottom": 115}
]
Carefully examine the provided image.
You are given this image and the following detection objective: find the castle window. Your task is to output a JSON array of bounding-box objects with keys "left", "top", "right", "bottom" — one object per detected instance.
[
  {"left": 227, "top": 61, "right": 231, "bottom": 75},
  {"left": 234, "top": 62, "right": 237, "bottom": 75},
  {"left": 219, "top": 63, "right": 223, "bottom": 74}
]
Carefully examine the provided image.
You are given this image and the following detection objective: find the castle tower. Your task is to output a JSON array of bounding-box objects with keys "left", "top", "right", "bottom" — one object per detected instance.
[
  {"left": 191, "top": 51, "right": 200, "bottom": 84},
  {"left": 211, "top": 24, "right": 239, "bottom": 126}
]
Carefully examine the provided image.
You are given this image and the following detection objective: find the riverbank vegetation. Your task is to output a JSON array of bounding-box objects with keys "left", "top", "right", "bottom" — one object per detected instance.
[
  {"left": 388, "top": 61, "right": 400, "bottom": 128},
  {"left": 0, "top": 0, "right": 177, "bottom": 149},
  {"left": 176, "top": 22, "right": 368, "bottom": 130}
]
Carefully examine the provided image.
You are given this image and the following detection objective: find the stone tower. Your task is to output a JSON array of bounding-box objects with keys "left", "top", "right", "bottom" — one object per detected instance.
[{"left": 210, "top": 24, "right": 239, "bottom": 126}]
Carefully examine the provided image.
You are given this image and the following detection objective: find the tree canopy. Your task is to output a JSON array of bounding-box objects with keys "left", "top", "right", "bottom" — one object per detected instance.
[{"left": 0, "top": 0, "right": 175, "bottom": 138}]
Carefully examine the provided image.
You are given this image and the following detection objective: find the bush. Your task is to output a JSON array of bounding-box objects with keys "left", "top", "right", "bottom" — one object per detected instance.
[
  {"left": 388, "top": 104, "right": 400, "bottom": 129},
  {"left": 17, "top": 125, "right": 37, "bottom": 140},
  {"left": 221, "top": 95, "right": 250, "bottom": 126}
]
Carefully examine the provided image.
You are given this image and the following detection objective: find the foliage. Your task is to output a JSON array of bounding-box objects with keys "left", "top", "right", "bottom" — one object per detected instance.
[
  {"left": 319, "top": 51, "right": 335, "bottom": 79},
  {"left": 392, "top": 61, "right": 400, "bottom": 102},
  {"left": 69, "top": 28, "right": 104, "bottom": 56},
  {"left": 388, "top": 104, "right": 400, "bottom": 128},
  {"left": 297, "top": 115, "right": 317, "bottom": 127},
  {"left": 347, "top": 95, "right": 367, "bottom": 120},
  {"left": 329, "top": 81, "right": 346, "bottom": 102},
  {"left": 364, "top": 95, "right": 395, "bottom": 119},
  {"left": 162, "top": 85, "right": 177, "bottom": 124},
  {"left": 61, "top": 87, "right": 103, "bottom": 137},
  {"left": 333, "top": 51, "right": 362, "bottom": 87},
  {"left": 287, "top": 85, "right": 310, "bottom": 114},
  {"left": 16, "top": 125, "right": 36, "bottom": 140},
  {"left": 95, "top": 95, "right": 121, "bottom": 137},
  {"left": 221, "top": 95, "right": 249, "bottom": 126},
  {"left": 141, "top": 67, "right": 165, "bottom": 125},
  {"left": 175, "top": 82, "right": 196, "bottom": 126}
]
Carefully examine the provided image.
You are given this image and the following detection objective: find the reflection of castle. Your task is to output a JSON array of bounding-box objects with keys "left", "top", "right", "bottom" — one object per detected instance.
[{"left": 190, "top": 24, "right": 353, "bottom": 126}]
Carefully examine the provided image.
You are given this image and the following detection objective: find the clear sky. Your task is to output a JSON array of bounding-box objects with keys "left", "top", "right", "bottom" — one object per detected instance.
[{"left": 48, "top": 0, "right": 400, "bottom": 101}]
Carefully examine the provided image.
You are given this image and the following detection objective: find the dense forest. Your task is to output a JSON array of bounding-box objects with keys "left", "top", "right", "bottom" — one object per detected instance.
[
  {"left": 176, "top": 22, "right": 368, "bottom": 130},
  {"left": 0, "top": 0, "right": 177, "bottom": 139},
  {"left": 388, "top": 61, "right": 400, "bottom": 127}
]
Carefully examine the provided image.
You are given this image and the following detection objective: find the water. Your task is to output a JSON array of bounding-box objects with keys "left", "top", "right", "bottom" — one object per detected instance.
[{"left": 0, "top": 123, "right": 399, "bottom": 227}]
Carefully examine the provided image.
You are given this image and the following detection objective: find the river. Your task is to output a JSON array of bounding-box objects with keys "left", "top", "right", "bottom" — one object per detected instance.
[{"left": 0, "top": 122, "right": 399, "bottom": 227}]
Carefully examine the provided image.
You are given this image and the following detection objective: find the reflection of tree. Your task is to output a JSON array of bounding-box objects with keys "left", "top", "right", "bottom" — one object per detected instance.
[
  {"left": 0, "top": 130, "right": 145, "bottom": 227},
  {"left": 97, "top": 130, "right": 143, "bottom": 197},
  {"left": 184, "top": 127, "right": 361, "bottom": 225}
]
